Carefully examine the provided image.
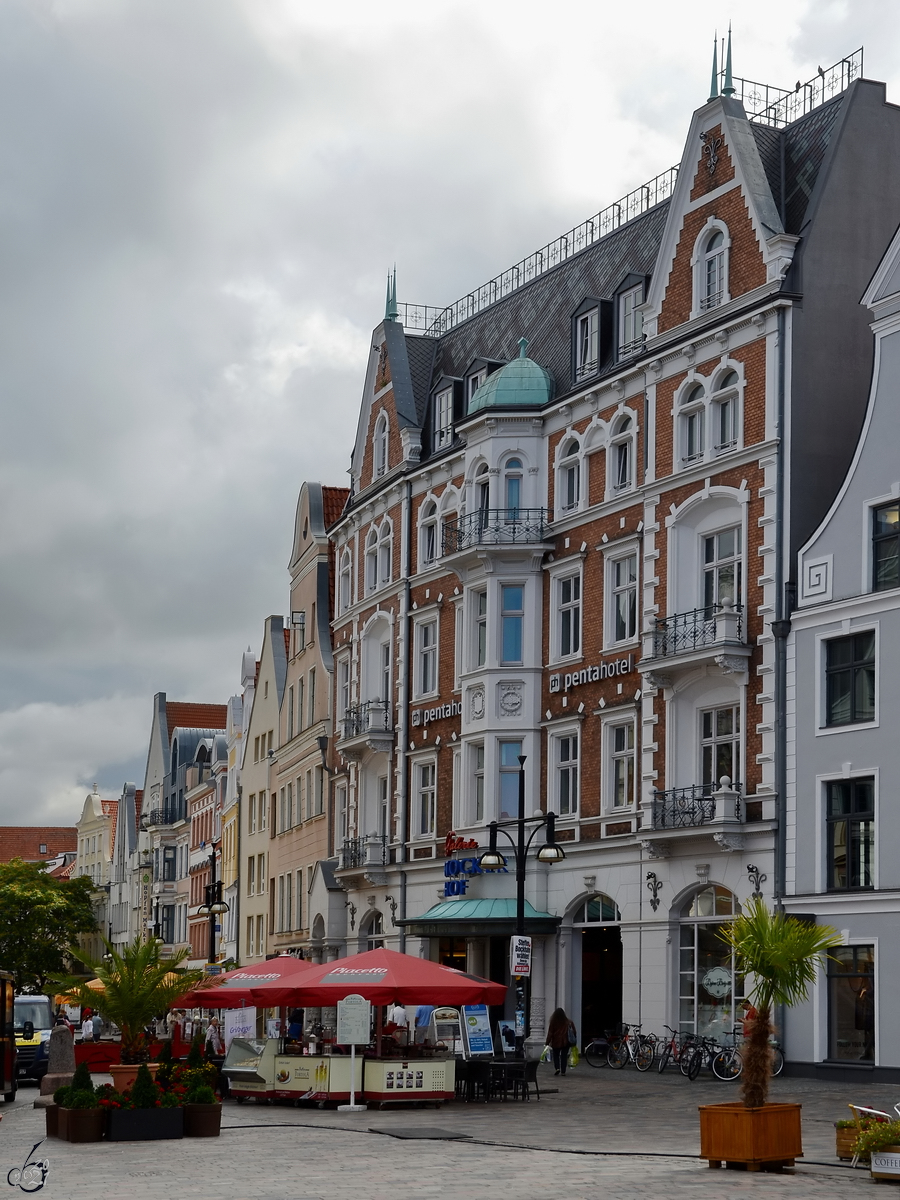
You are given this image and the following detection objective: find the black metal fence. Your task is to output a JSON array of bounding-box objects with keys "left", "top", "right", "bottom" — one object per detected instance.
[
  {"left": 442, "top": 508, "right": 550, "bottom": 554},
  {"left": 652, "top": 605, "right": 743, "bottom": 658},
  {"left": 651, "top": 783, "right": 743, "bottom": 829}
]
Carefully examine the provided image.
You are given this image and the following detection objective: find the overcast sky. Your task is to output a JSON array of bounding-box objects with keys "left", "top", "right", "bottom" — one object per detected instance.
[{"left": 1, "top": 0, "right": 897, "bottom": 824}]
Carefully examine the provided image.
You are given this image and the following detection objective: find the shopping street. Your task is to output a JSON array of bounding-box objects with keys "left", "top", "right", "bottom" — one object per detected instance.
[{"left": 1, "top": 1065, "right": 894, "bottom": 1199}]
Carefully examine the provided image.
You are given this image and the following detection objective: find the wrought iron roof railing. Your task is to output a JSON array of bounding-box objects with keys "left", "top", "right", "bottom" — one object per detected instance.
[{"left": 728, "top": 48, "right": 862, "bottom": 129}]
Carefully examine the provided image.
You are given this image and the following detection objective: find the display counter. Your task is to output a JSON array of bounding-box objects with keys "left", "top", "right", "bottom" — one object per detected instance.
[
  {"left": 272, "top": 1054, "right": 362, "bottom": 1103},
  {"left": 361, "top": 1056, "right": 455, "bottom": 1106}
]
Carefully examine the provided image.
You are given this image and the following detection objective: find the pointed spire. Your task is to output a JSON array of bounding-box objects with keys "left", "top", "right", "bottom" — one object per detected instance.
[
  {"left": 708, "top": 33, "right": 719, "bottom": 102},
  {"left": 384, "top": 265, "right": 399, "bottom": 323},
  {"left": 722, "top": 24, "right": 735, "bottom": 96},
  {"left": 384, "top": 271, "right": 393, "bottom": 321},
  {"left": 518, "top": 336, "right": 529, "bottom": 358}
]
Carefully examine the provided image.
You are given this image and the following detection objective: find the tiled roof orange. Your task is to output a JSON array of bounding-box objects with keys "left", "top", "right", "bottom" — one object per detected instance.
[
  {"left": 165, "top": 702, "right": 227, "bottom": 732},
  {"left": 0, "top": 827, "right": 77, "bottom": 863},
  {"left": 322, "top": 486, "right": 350, "bottom": 529},
  {"left": 134, "top": 790, "right": 143, "bottom": 827},
  {"left": 284, "top": 628, "right": 291, "bottom": 657}
]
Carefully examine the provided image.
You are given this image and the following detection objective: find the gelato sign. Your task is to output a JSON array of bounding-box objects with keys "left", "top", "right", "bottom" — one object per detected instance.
[{"left": 550, "top": 654, "right": 635, "bottom": 694}]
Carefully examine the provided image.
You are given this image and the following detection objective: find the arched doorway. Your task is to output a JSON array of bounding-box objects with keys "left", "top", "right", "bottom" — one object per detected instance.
[
  {"left": 678, "top": 884, "right": 743, "bottom": 1039},
  {"left": 573, "top": 894, "right": 622, "bottom": 1040}
]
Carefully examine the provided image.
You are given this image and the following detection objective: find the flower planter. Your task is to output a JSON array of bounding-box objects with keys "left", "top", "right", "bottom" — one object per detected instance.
[
  {"left": 109, "top": 1062, "right": 159, "bottom": 1093},
  {"left": 871, "top": 1147, "right": 900, "bottom": 1182},
  {"left": 699, "top": 1102, "right": 803, "bottom": 1170},
  {"left": 57, "top": 1108, "right": 69, "bottom": 1141},
  {"left": 106, "top": 1107, "right": 183, "bottom": 1141},
  {"left": 45, "top": 1105, "right": 58, "bottom": 1138},
  {"left": 183, "top": 1102, "right": 222, "bottom": 1137},
  {"left": 65, "top": 1108, "right": 105, "bottom": 1143},
  {"left": 836, "top": 1125, "right": 858, "bottom": 1161}
]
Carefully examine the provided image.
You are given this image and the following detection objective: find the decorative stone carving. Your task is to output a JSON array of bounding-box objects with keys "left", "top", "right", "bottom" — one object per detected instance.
[
  {"left": 713, "top": 832, "right": 745, "bottom": 852},
  {"left": 498, "top": 683, "right": 524, "bottom": 717},
  {"left": 469, "top": 686, "right": 486, "bottom": 721},
  {"left": 715, "top": 655, "right": 748, "bottom": 675},
  {"left": 640, "top": 839, "right": 670, "bottom": 860},
  {"left": 645, "top": 671, "right": 673, "bottom": 690}
]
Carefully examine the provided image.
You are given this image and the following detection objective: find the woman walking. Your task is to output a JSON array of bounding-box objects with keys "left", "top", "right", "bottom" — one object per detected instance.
[{"left": 545, "top": 1007, "right": 576, "bottom": 1076}]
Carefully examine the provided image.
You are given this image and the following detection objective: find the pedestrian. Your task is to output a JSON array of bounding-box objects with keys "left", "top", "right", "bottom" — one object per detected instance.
[
  {"left": 80, "top": 1009, "right": 94, "bottom": 1043},
  {"left": 545, "top": 1007, "right": 577, "bottom": 1076},
  {"left": 387, "top": 1001, "right": 408, "bottom": 1029},
  {"left": 205, "top": 1017, "right": 224, "bottom": 1056},
  {"left": 414, "top": 1004, "right": 434, "bottom": 1044},
  {"left": 91, "top": 1011, "right": 102, "bottom": 1041}
]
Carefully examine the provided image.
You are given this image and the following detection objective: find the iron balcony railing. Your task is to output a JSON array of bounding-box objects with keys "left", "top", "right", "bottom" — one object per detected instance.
[
  {"left": 340, "top": 700, "right": 392, "bottom": 742},
  {"left": 141, "top": 807, "right": 181, "bottom": 828},
  {"left": 442, "top": 508, "right": 551, "bottom": 554},
  {"left": 652, "top": 604, "right": 743, "bottom": 658},
  {"left": 340, "top": 835, "right": 389, "bottom": 871},
  {"left": 651, "top": 783, "right": 743, "bottom": 830}
]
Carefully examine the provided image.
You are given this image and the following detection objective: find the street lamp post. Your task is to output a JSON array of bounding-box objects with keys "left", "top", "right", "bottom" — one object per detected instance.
[
  {"left": 197, "top": 843, "right": 230, "bottom": 972},
  {"left": 478, "top": 756, "right": 565, "bottom": 1038}
]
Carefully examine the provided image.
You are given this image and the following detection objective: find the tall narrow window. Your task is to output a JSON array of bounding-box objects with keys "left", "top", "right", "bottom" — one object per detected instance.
[
  {"left": 287, "top": 686, "right": 294, "bottom": 741},
  {"left": 828, "top": 945, "right": 874, "bottom": 1061},
  {"left": 247, "top": 855, "right": 256, "bottom": 896},
  {"left": 712, "top": 370, "right": 739, "bottom": 451},
  {"left": 827, "top": 778, "right": 874, "bottom": 891},
  {"left": 337, "top": 658, "right": 350, "bottom": 718},
  {"left": 575, "top": 308, "right": 599, "bottom": 380},
  {"left": 701, "top": 706, "right": 740, "bottom": 786},
  {"left": 474, "top": 589, "right": 487, "bottom": 667},
  {"left": 337, "top": 784, "right": 348, "bottom": 842},
  {"left": 703, "top": 527, "right": 741, "bottom": 611},
  {"left": 610, "top": 416, "right": 633, "bottom": 491},
  {"left": 284, "top": 872, "right": 292, "bottom": 931},
  {"left": 680, "top": 384, "right": 705, "bottom": 463},
  {"left": 420, "top": 502, "right": 438, "bottom": 566},
  {"left": 499, "top": 740, "right": 523, "bottom": 819},
  {"left": 618, "top": 285, "right": 644, "bottom": 358},
  {"left": 378, "top": 524, "right": 392, "bottom": 584},
  {"left": 556, "top": 734, "right": 579, "bottom": 816},
  {"left": 610, "top": 553, "right": 638, "bottom": 643},
  {"left": 339, "top": 549, "right": 351, "bottom": 612},
  {"left": 504, "top": 459, "right": 522, "bottom": 518},
  {"left": 873, "top": 502, "right": 900, "bottom": 591},
  {"left": 610, "top": 722, "right": 635, "bottom": 808},
  {"left": 259, "top": 790, "right": 267, "bottom": 831},
  {"left": 558, "top": 573, "right": 581, "bottom": 658},
  {"left": 825, "top": 633, "right": 876, "bottom": 726},
  {"left": 307, "top": 668, "right": 316, "bottom": 725},
  {"left": 702, "top": 230, "right": 726, "bottom": 310},
  {"left": 296, "top": 869, "right": 303, "bottom": 931},
  {"left": 374, "top": 412, "right": 388, "bottom": 477},
  {"left": 277, "top": 876, "right": 285, "bottom": 932},
  {"left": 434, "top": 388, "right": 454, "bottom": 449},
  {"left": 286, "top": 782, "right": 293, "bottom": 828},
  {"left": 473, "top": 744, "right": 485, "bottom": 824},
  {"left": 500, "top": 585, "right": 524, "bottom": 664},
  {"left": 476, "top": 465, "right": 490, "bottom": 523},
  {"left": 365, "top": 528, "right": 378, "bottom": 593},
  {"left": 378, "top": 775, "right": 389, "bottom": 839},
  {"left": 380, "top": 640, "right": 391, "bottom": 704},
  {"left": 417, "top": 762, "right": 436, "bottom": 836},
  {"left": 558, "top": 440, "right": 580, "bottom": 512},
  {"left": 248, "top": 795, "right": 256, "bottom": 836},
  {"left": 418, "top": 619, "right": 437, "bottom": 696}
]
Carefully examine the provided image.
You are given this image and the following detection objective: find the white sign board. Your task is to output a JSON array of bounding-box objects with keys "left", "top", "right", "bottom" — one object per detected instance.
[
  {"left": 223, "top": 1007, "right": 256, "bottom": 1049},
  {"left": 336, "top": 994, "right": 371, "bottom": 1045},
  {"left": 510, "top": 934, "right": 532, "bottom": 977},
  {"left": 461, "top": 1005, "right": 493, "bottom": 1057},
  {"left": 872, "top": 1153, "right": 900, "bottom": 1177}
]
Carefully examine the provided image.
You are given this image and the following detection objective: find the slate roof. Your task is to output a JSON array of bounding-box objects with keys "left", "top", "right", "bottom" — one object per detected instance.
[
  {"left": 750, "top": 94, "right": 844, "bottom": 234},
  {"left": 0, "top": 827, "right": 77, "bottom": 863}
]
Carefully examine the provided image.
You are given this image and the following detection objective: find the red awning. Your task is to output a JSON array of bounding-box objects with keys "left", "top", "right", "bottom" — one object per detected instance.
[
  {"left": 179, "top": 955, "right": 315, "bottom": 1008},
  {"left": 242, "top": 947, "right": 508, "bottom": 1007}
]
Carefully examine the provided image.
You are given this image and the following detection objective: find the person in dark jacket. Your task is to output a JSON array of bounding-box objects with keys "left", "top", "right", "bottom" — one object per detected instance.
[{"left": 545, "top": 1007, "right": 576, "bottom": 1076}]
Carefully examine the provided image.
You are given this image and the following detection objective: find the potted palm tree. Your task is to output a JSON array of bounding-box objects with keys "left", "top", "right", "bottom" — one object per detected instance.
[
  {"left": 54, "top": 936, "right": 211, "bottom": 1091},
  {"left": 698, "top": 899, "right": 841, "bottom": 1171}
]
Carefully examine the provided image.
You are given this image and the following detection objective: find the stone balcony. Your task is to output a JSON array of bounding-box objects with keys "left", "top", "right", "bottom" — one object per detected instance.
[
  {"left": 640, "top": 778, "right": 748, "bottom": 856},
  {"left": 337, "top": 700, "right": 393, "bottom": 759},
  {"left": 640, "top": 599, "right": 751, "bottom": 681}
]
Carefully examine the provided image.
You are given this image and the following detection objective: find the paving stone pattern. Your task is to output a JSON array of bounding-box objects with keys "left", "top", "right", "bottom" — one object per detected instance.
[{"left": 2, "top": 1064, "right": 894, "bottom": 1199}]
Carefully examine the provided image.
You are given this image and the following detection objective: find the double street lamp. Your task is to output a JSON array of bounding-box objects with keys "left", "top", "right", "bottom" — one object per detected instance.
[{"left": 197, "top": 844, "right": 229, "bottom": 971}]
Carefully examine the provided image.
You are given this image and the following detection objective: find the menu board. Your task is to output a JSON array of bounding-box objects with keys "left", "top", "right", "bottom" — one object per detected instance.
[{"left": 461, "top": 1004, "right": 493, "bottom": 1057}]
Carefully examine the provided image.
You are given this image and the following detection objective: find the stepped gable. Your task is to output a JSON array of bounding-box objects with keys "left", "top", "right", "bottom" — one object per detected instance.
[
  {"left": 164, "top": 701, "right": 227, "bottom": 732},
  {"left": 321, "top": 486, "right": 350, "bottom": 529},
  {"left": 0, "top": 826, "right": 77, "bottom": 863},
  {"left": 425, "top": 203, "right": 669, "bottom": 402}
]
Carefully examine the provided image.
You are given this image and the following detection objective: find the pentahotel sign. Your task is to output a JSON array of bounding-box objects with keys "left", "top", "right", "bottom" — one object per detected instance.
[
  {"left": 550, "top": 653, "right": 635, "bottom": 694},
  {"left": 412, "top": 700, "right": 462, "bottom": 727}
]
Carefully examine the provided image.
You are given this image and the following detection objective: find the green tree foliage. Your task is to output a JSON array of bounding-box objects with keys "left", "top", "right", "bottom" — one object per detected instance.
[
  {"left": 0, "top": 858, "right": 96, "bottom": 991},
  {"left": 720, "top": 899, "right": 841, "bottom": 1108}
]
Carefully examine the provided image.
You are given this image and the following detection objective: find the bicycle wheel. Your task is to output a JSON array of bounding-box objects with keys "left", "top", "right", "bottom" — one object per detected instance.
[
  {"left": 679, "top": 1043, "right": 695, "bottom": 1075},
  {"left": 712, "top": 1049, "right": 742, "bottom": 1081},
  {"left": 687, "top": 1046, "right": 704, "bottom": 1081},
  {"left": 583, "top": 1041, "right": 607, "bottom": 1068},
  {"left": 635, "top": 1037, "right": 655, "bottom": 1071},
  {"left": 771, "top": 1047, "right": 784, "bottom": 1076},
  {"left": 607, "top": 1040, "right": 629, "bottom": 1068},
  {"left": 657, "top": 1043, "right": 673, "bottom": 1074}
]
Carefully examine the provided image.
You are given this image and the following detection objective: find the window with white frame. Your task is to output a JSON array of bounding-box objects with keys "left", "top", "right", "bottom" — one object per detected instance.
[
  {"left": 248, "top": 794, "right": 256, "bottom": 835},
  {"left": 575, "top": 308, "right": 599, "bottom": 380},
  {"left": 374, "top": 411, "right": 388, "bottom": 477},
  {"left": 380, "top": 639, "right": 391, "bottom": 705},
  {"left": 454, "top": 602, "right": 464, "bottom": 688},
  {"left": 504, "top": 459, "right": 523, "bottom": 517},
  {"left": 608, "top": 719, "right": 636, "bottom": 808},
  {"left": 259, "top": 790, "right": 267, "bottom": 831},
  {"left": 680, "top": 383, "right": 705, "bottom": 464},
  {"left": 416, "top": 760, "right": 436, "bottom": 836},
  {"left": 702, "top": 230, "right": 726, "bottom": 310},
  {"left": 499, "top": 740, "right": 523, "bottom": 818},
  {"left": 416, "top": 617, "right": 438, "bottom": 697},
  {"left": 700, "top": 705, "right": 740, "bottom": 786},
  {"left": 337, "top": 656, "right": 350, "bottom": 718},
  {"left": 475, "top": 464, "right": 490, "bottom": 518},
  {"left": 338, "top": 548, "right": 352, "bottom": 612},
  {"left": 553, "top": 732, "right": 579, "bottom": 816},
  {"left": 558, "top": 439, "right": 580, "bottom": 512},
  {"left": 702, "top": 526, "right": 741, "bottom": 611},
  {"left": 378, "top": 775, "right": 389, "bottom": 839},
  {"left": 337, "top": 784, "right": 348, "bottom": 842},
  {"left": 377, "top": 523, "right": 392, "bottom": 585},
  {"left": 434, "top": 388, "right": 454, "bottom": 450},
  {"left": 711, "top": 370, "right": 739, "bottom": 451},
  {"left": 296, "top": 869, "right": 303, "bottom": 930},
  {"left": 420, "top": 501, "right": 438, "bottom": 566},
  {"left": 472, "top": 743, "right": 485, "bottom": 824},
  {"left": 287, "top": 686, "right": 294, "bottom": 741},
  {"left": 500, "top": 585, "right": 524, "bottom": 664},
  {"left": 467, "top": 370, "right": 486, "bottom": 404},
  {"left": 608, "top": 551, "right": 638, "bottom": 644},
  {"left": 365, "top": 528, "right": 378, "bottom": 593},
  {"left": 618, "top": 284, "right": 644, "bottom": 358},
  {"left": 609, "top": 414, "right": 634, "bottom": 492},
  {"left": 473, "top": 588, "right": 487, "bottom": 667},
  {"left": 556, "top": 570, "right": 582, "bottom": 659}
]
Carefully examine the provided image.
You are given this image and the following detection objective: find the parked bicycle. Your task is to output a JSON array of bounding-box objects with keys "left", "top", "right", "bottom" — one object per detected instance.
[
  {"left": 607, "top": 1023, "right": 656, "bottom": 1071},
  {"left": 656, "top": 1025, "right": 694, "bottom": 1074},
  {"left": 711, "top": 1030, "right": 785, "bottom": 1081},
  {"left": 582, "top": 1032, "right": 610, "bottom": 1068}
]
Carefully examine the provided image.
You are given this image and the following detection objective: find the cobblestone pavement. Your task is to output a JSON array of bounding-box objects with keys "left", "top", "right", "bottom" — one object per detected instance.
[{"left": 0, "top": 1064, "right": 893, "bottom": 1199}]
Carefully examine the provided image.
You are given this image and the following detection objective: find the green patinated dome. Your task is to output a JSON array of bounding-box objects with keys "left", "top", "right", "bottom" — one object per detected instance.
[{"left": 467, "top": 337, "right": 553, "bottom": 414}]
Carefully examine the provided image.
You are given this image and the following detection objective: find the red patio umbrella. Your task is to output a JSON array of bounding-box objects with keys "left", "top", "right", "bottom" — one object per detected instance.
[
  {"left": 243, "top": 947, "right": 508, "bottom": 1008},
  {"left": 178, "top": 954, "right": 315, "bottom": 1008}
]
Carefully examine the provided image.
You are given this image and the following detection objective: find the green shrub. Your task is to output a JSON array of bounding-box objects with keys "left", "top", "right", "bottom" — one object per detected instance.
[
  {"left": 70, "top": 1061, "right": 94, "bottom": 1094},
  {"left": 186, "top": 1034, "right": 205, "bottom": 1069},
  {"left": 65, "top": 1088, "right": 99, "bottom": 1109},
  {"left": 53, "top": 1085, "right": 72, "bottom": 1106},
  {"left": 854, "top": 1120, "right": 900, "bottom": 1161},
  {"left": 185, "top": 1084, "right": 217, "bottom": 1105},
  {"left": 130, "top": 1063, "right": 159, "bottom": 1109}
]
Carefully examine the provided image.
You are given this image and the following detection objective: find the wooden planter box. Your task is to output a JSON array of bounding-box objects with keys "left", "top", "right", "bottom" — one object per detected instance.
[
  {"left": 106, "top": 1107, "right": 183, "bottom": 1141},
  {"left": 44, "top": 1104, "right": 58, "bottom": 1138},
  {"left": 183, "top": 1102, "right": 222, "bottom": 1137},
  {"left": 836, "top": 1125, "right": 858, "bottom": 1161},
  {"left": 699, "top": 1102, "right": 803, "bottom": 1170},
  {"left": 57, "top": 1108, "right": 68, "bottom": 1141},
  {"left": 64, "top": 1108, "right": 105, "bottom": 1143},
  {"left": 871, "top": 1147, "right": 900, "bottom": 1181}
]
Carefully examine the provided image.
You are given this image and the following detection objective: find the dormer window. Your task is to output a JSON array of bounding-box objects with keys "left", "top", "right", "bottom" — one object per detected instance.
[
  {"left": 575, "top": 309, "right": 599, "bottom": 381},
  {"left": 434, "top": 388, "right": 453, "bottom": 451},
  {"left": 618, "top": 285, "right": 644, "bottom": 358},
  {"left": 466, "top": 370, "right": 486, "bottom": 403},
  {"left": 374, "top": 412, "right": 388, "bottom": 477}
]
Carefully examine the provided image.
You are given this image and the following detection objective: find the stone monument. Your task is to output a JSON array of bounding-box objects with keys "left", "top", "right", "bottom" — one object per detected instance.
[{"left": 39, "top": 1025, "right": 76, "bottom": 1096}]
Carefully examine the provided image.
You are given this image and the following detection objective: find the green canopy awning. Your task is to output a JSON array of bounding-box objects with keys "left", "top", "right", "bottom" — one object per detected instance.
[{"left": 397, "top": 898, "right": 560, "bottom": 938}]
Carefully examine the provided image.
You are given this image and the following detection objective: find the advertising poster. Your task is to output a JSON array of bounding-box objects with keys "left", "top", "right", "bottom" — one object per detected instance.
[
  {"left": 224, "top": 1006, "right": 256, "bottom": 1049},
  {"left": 461, "top": 1004, "right": 493, "bottom": 1057}
]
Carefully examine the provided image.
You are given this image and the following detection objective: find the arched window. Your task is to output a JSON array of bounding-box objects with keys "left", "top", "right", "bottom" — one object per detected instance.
[
  {"left": 710, "top": 369, "right": 739, "bottom": 452},
  {"left": 377, "top": 522, "right": 393, "bottom": 586},
  {"left": 374, "top": 412, "right": 388, "bottom": 478},
  {"left": 609, "top": 416, "right": 634, "bottom": 493},
  {"left": 572, "top": 893, "right": 621, "bottom": 923},
  {"left": 504, "top": 458, "right": 523, "bottom": 517},
  {"left": 475, "top": 464, "right": 490, "bottom": 521},
  {"left": 679, "top": 383, "right": 706, "bottom": 464},
  {"left": 558, "top": 439, "right": 581, "bottom": 513},
  {"left": 679, "top": 885, "right": 742, "bottom": 1037},
  {"left": 338, "top": 548, "right": 352, "bottom": 613},
  {"left": 693, "top": 223, "right": 730, "bottom": 314},
  {"left": 365, "top": 912, "right": 384, "bottom": 951},
  {"left": 420, "top": 501, "right": 438, "bottom": 567},
  {"left": 365, "top": 528, "right": 378, "bottom": 594}
]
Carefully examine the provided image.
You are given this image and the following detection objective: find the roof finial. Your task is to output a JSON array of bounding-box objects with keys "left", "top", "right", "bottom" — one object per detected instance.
[
  {"left": 518, "top": 336, "right": 529, "bottom": 358},
  {"left": 384, "top": 271, "right": 392, "bottom": 321},
  {"left": 722, "top": 23, "right": 735, "bottom": 96},
  {"left": 385, "top": 265, "right": 399, "bottom": 323},
  {"left": 708, "top": 32, "right": 719, "bottom": 102}
]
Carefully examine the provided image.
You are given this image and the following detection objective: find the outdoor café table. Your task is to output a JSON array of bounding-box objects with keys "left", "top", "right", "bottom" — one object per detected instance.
[{"left": 489, "top": 1058, "right": 524, "bottom": 1101}]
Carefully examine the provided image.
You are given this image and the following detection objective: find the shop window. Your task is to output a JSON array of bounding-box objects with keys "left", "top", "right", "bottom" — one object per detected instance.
[
  {"left": 825, "top": 632, "right": 875, "bottom": 727},
  {"left": 827, "top": 945, "right": 874, "bottom": 1061},
  {"left": 873, "top": 502, "right": 900, "bottom": 592},
  {"left": 826, "top": 778, "right": 874, "bottom": 890},
  {"left": 679, "top": 886, "right": 742, "bottom": 1038},
  {"left": 439, "top": 936, "right": 467, "bottom": 970}
]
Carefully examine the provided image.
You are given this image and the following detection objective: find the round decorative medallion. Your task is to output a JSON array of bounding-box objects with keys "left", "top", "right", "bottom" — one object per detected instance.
[
  {"left": 470, "top": 688, "right": 485, "bottom": 720},
  {"left": 499, "top": 687, "right": 523, "bottom": 716}
]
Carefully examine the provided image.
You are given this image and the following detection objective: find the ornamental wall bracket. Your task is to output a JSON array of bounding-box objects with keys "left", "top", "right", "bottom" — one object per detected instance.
[
  {"left": 700, "top": 129, "right": 723, "bottom": 175},
  {"left": 640, "top": 839, "right": 670, "bottom": 860},
  {"left": 384, "top": 895, "right": 399, "bottom": 924},
  {"left": 747, "top": 863, "right": 767, "bottom": 898},
  {"left": 715, "top": 654, "right": 748, "bottom": 675},
  {"left": 646, "top": 871, "right": 664, "bottom": 911},
  {"left": 364, "top": 871, "right": 389, "bottom": 887},
  {"left": 645, "top": 671, "right": 673, "bottom": 690},
  {"left": 345, "top": 900, "right": 357, "bottom": 931},
  {"left": 713, "top": 832, "right": 745, "bottom": 852}
]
